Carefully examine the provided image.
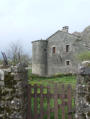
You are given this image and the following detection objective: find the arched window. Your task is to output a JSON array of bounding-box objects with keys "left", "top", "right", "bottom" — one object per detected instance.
[{"left": 52, "top": 47, "right": 56, "bottom": 54}]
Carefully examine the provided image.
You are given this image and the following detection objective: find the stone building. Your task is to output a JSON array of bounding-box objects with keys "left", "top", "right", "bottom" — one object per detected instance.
[{"left": 32, "top": 26, "right": 90, "bottom": 77}]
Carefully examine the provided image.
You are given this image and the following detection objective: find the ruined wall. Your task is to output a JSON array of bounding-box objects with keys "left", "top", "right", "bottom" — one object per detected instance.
[
  {"left": 0, "top": 63, "right": 28, "bottom": 119},
  {"left": 75, "top": 61, "right": 90, "bottom": 119}
]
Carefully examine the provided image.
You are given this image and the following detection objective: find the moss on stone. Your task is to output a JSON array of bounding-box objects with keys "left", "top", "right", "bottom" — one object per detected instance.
[{"left": 4, "top": 73, "right": 14, "bottom": 88}]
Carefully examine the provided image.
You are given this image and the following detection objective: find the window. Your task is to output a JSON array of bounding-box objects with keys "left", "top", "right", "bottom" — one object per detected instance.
[
  {"left": 44, "top": 48, "right": 47, "bottom": 52},
  {"left": 66, "top": 60, "right": 70, "bottom": 66},
  {"left": 66, "top": 45, "right": 70, "bottom": 52},
  {"left": 52, "top": 47, "right": 56, "bottom": 54}
]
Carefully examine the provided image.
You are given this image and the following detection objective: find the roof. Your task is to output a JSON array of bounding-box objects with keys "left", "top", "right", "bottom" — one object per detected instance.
[
  {"left": 46, "top": 30, "right": 77, "bottom": 40},
  {"left": 32, "top": 29, "right": 78, "bottom": 43},
  {"left": 32, "top": 40, "right": 47, "bottom": 43}
]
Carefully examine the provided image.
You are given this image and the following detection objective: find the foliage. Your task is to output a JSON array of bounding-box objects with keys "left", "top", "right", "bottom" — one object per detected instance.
[{"left": 78, "top": 51, "right": 90, "bottom": 61}]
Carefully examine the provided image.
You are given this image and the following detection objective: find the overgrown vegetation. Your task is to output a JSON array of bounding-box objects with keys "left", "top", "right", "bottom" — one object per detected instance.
[{"left": 78, "top": 51, "right": 90, "bottom": 61}]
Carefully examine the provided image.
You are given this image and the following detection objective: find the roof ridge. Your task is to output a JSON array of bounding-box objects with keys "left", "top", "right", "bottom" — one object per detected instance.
[{"left": 46, "top": 30, "right": 76, "bottom": 40}]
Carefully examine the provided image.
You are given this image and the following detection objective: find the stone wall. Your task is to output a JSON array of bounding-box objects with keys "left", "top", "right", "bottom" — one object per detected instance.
[
  {"left": 32, "top": 40, "right": 47, "bottom": 76},
  {"left": 47, "top": 31, "right": 77, "bottom": 76},
  {"left": 75, "top": 61, "right": 90, "bottom": 119},
  {"left": 0, "top": 63, "right": 28, "bottom": 119}
]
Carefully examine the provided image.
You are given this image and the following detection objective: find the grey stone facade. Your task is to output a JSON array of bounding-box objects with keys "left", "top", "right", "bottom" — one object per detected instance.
[
  {"left": 32, "top": 26, "right": 90, "bottom": 76},
  {"left": 0, "top": 63, "right": 28, "bottom": 119}
]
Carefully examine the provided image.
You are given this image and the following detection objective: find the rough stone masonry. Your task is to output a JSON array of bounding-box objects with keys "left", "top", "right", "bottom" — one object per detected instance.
[
  {"left": 0, "top": 63, "right": 28, "bottom": 119},
  {"left": 75, "top": 61, "right": 90, "bottom": 119}
]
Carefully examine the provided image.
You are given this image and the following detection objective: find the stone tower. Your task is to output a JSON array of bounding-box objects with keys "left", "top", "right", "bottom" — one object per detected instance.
[{"left": 32, "top": 40, "right": 47, "bottom": 76}]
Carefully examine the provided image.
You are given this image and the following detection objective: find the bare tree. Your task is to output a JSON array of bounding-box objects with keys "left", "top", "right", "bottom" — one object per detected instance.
[{"left": 7, "top": 41, "right": 31, "bottom": 65}]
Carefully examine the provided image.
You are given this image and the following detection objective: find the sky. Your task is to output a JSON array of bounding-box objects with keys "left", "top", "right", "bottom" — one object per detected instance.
[{"left": 0, "top": 0, "right": 90, "bottom": 56}]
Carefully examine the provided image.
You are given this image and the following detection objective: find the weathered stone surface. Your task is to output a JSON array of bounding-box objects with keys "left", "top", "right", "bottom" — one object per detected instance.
[
  {"left": 0, "top": 63, "right": 28, "bottom": 119},
  {"left": 75, "top": 61, "right": 90, "bottom": 119}
]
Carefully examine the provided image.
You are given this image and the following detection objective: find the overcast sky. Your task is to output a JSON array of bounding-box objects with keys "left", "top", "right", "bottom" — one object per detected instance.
[{"left": 0, "top": 0, "right": 90, "bottom": 56}]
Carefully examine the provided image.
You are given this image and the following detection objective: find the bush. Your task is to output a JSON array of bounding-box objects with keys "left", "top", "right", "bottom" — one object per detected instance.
[{"left": 78, "top": 51, "right": 90, "bottom": 61}]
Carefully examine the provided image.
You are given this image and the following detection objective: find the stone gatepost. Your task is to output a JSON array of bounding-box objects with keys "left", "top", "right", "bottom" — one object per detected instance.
[
  {"left": 0, "top": 63, "right": 28, "bottom": 119},
  {"left": 0, "top": 69, "right": 5, "bottom": 118},
  {"left": 75, "top": 61, "right": 90, "bottom": 119}
]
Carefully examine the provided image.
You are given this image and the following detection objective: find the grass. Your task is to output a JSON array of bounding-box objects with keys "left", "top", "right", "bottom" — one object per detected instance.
[
  {"left": 28, "top": 69, "right": 76, "bottom": 119},
  {"left": 28, "top": 69, "right": 76, "bottom": 88},
  {"left": 31, "top": 98, "right": 74, "bottom": 119}
]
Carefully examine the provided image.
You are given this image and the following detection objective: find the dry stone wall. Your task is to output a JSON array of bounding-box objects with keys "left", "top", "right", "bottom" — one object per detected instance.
[
  {"left": 75, "top": 61, "right": 90, "bottom": 119},
  {"left": 0, "top": 63, "right": 28, "bottom": 119}
]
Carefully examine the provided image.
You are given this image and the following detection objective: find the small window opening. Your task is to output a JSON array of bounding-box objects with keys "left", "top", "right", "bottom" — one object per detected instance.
[
  {"left": 52, "top": 47, "right": 56, "bottom": 54},
  {"left": 66, "top": 60, "right": 70, "bottom": 65},
  {"left": 44, "top": 48, "right": 47, "bottom": 52},
  {"left": 66, "top": 45, "right": 70, "bottom": 52}
]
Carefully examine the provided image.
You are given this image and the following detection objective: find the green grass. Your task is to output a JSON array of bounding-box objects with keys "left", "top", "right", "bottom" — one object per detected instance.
[
  {"left": 31, "top": 98, "right": 74, "bottom": 119},
  {"left": 28, "top": 69, "right": 76, "bottom": 88}
]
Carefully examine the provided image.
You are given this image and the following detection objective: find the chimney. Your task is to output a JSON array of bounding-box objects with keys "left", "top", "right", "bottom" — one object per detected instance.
[{"left": 62, "top": 26, "right": 69, "bottom": 32}]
